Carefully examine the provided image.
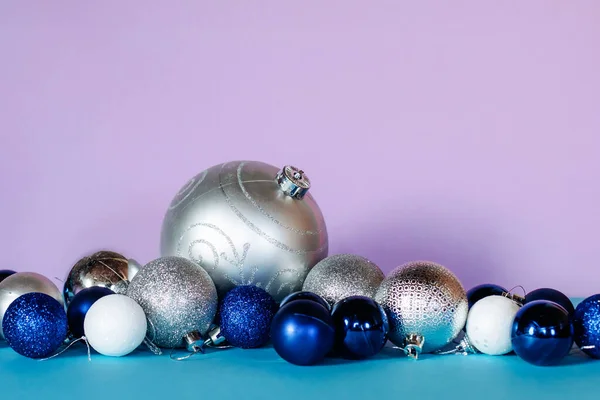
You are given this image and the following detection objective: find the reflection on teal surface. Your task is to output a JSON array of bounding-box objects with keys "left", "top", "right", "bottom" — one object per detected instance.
[{"left": 0, "top": 298, "right": 596, "bottom": 400}]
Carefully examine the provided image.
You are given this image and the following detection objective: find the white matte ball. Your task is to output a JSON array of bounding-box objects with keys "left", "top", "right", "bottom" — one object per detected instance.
[
  {"left": 466, "top": 295, "right": 521, "bottom": 355},
  {"left": 84, "top": 294, "right": 147, "bottom": 357}
]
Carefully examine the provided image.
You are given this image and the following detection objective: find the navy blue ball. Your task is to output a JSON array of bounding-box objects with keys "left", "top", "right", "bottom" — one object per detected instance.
[
  {"left": 219, "top": 285, "right": 277, "bottom": 349},
  {"left": 331, "top": 296, "right": 389, "bottom": 359},
  {"left": 511, "top": 300, "right": 573, "bottom": 366},
  {"left": 0, "top": 269, "right": 16, "bottom": 283},
  {"left": 572, "top": 294, "right": 600, "bottom": 359},
  {"left": 3, "top": 292, "right": 68, "bottom": 359},
  {"left": 279, "top": 291, "right": 331, "bottom": 311},
  {"left": 525, "top": 288, "right": 575, "bottom": 315},
  {"left": 467, "top": 283, "right": 508, "bottom": 309},
  {"left": 67, "top": 286, "right": 114, "bottom": 338},
  {"left": 271, "top": 299, "right": 335, "bottom": 366}
]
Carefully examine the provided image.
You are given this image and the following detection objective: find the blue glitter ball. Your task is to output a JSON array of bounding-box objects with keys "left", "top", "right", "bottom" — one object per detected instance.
[
  {"left": 573, "top": 294, "right": 600, "bottom": 359},
  {"left": 67, "top": 286, "right": 114, "bottom": 338},
  {"left": 219, "top": 285, "right": 277, "bottom": 349},
  {"left": 3, "top": 292, "right": 68, "bottom": 358}
]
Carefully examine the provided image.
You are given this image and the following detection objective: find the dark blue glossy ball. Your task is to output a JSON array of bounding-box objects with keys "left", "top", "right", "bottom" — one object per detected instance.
[
  {"left": 279, "top": 291, "right": 331, "bottom": 311},
  {"left": 467, "top": 284, "right": 508, "bottom": 309},
  {"left": 0, "top": 269, "right": 16, "bottom": 283},
  {"left": 331, "top": 296, "right": 389, "bottom": 359},
  {"left": 219, "top": 285, "right": 277, "bottom": 349},
  {"left": 511, "top": 300, "right": 573, "bottom": 366},
  {"left": 3, "top": 292, "right": 68, "bottom": 358},
  {"left": 271, "top": 299, "right": 335, "bottom": 365},
  {"left": 67, "top": 286, "right": 114, "bottom": 338},
  {"left": 525, "top": 288, "right": 575, "bottom": 315},
  {"left": 572, "top": 294, "right": 600, "bottom": 359}
]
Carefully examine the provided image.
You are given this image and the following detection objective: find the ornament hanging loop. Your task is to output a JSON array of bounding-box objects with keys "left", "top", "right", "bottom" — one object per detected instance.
[
  {"left": 39, "top": 336, "right": 92, "bottom": 362},
  {"left": 503, "top": 285, "right": 526, "bottom": 305},
  {"left": 169, "top": 327, "right": 232, "bottom": 361}
]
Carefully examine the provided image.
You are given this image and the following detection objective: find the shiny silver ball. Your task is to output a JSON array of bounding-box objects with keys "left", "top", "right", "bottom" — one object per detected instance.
[
  {"left": 63, "top": 250, "right": 134, "bottom": 305},
  {"left": 160, "top": 161, "right": 328, "bottom": 302},
  {"left": 0, "top": 272, "right": 64, "bottom": 340},
  {"left": 126, "top": 256, "right": 218, "bottom": 349},
  {"left": 302, "top": 254, "right": 384, "bottom": 306},
  {"left": 375, "top": 261, "right": 468, "bottom": 354}
]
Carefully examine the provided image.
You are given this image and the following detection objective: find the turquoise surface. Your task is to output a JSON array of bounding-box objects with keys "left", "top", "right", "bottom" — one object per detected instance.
[{"left": 1, "top": 298, "right": 596, "bottom": 399}]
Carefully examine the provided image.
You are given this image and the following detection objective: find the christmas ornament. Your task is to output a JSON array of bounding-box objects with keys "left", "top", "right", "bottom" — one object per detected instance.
[
  {"left": 465, "top": 295, "right": 521, "bottom": 355},
  {"left": 0, "top": 272, "right": 64, "bottom": 340},
  {"left": 63, "top": 250, "right": 135, "bottom": 305},
  {"left": 128, "top": 258, "right": 142, "bottom": 281},
  {"left": 160, "top": 161, "right": 328, "bottom": 303},
  {"left": 218, "top": 285, "right": 277, "bottom": 349},
  {"left": 271, "top": 299, "right": 335, "bottom": 365},
  {"left": 572, "top": 294, "right": 600, "bottom": 359},
  {"left": 524, "top": 288, "right": 575, "bottom": 315},
  {"left": 466, "top": 284, "right": 508, "bottom": 309},
  {"left": 374, "top": 261, "right": 468, "bottom": 358},
  {"left": 126, "top": 256, "right": 218, "bottom": 349},
  {"left": 511, "top": 300, "right": 573, "bottom": 366},
  {"left": 0, "top": 270, "right": 16, "bottom": 283},
  {"left": 67, "top": 286, "right": 114, "bottom": 338},
  {"left": 2, "top": 293, "right": 68, "bottom": 358},
  {"left": 330, "top": 296, "right": 389, "bottom": 359},
  {"left": 84, "top": 294, "right": 147, "bottom": 357},
  {"left": 280, "top": 291, "right": 331, "bottom": 311},
  {"left": 302, "top": 254, "right": 384, "bottom": 306}
]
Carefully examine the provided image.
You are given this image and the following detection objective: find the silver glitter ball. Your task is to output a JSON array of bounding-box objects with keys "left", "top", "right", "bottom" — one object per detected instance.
[
  {"left": 302, "top": 254, "right": 385, "bottom": 306},
  {"left": 160, "top": 161, "right": 328, "bottom": 303},
  {"left": 374, "top": 261, "right": 468, "bottom": 355},
  {"left": 0, "top": 272, "right": 64, "bottom": 340},
  {"left": 63, "top": 250, "right": 134, "bottom": 305},
  {"left": 126, "top": 256, "right": 218, "bottom": 349}
]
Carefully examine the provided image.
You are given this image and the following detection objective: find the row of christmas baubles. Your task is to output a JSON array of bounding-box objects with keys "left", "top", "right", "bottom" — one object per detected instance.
[{"left": 2, "top": 254, "right": 599, "bottom": 366}]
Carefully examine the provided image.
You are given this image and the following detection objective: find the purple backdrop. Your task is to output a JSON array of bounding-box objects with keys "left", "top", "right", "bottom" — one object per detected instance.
[{"left": 1, "top": 2, "right": 599, "bottom": 297}]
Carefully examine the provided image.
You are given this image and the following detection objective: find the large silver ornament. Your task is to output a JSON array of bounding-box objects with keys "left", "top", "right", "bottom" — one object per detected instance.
[
  {"left": 63, "top": 250, "right": 137, "bottom": 305},
  {"left": 374, "top": 261, "right": 468, "bottom": 359},
  {"left": 126, "top": 256, "right": 218, "bottom": 349},
  {"left": 160, "top": 161, "right": 328, "bottom": 302},
  {"left": 0, "top": 272, "right": 64, "bottom": 339},
  {"left": 302, "top": 254, "right": 384, "bottom": 306}
]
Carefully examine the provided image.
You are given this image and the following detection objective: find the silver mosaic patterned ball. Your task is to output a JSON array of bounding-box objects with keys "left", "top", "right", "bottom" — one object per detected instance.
[
  {"left": 160, "top": 161, "right": 328, "bottom": 303},
  {"left": 302, "top": 254, "right": 384, "bottom": 306},
  {"left": 374, "top": 261, "right": 468, "bottom": 355},
  {"left": 126, "top": 256, "right": 218, "bottom": 349}
]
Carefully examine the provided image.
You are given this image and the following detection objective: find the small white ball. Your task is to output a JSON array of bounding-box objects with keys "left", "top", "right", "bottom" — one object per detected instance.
[
  {"left": 466, "top": 295, "right": 521, "bottom": 355},
  {"left": 84, "top": 294, "right": 147, "bottom": 357}
]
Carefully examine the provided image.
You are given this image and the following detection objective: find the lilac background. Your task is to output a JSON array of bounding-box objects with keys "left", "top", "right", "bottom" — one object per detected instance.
[{"left": 1, "top": 2, "right": 599, "bottom": 296}]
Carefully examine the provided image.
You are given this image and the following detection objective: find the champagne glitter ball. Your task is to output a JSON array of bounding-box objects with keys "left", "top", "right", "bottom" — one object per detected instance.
[
  {"left": 126, "top": 256, "right": 218, "bottom": 349},
  {"left": 302, "top": 254, "right": 385, "bottom": 306},
  {"left": 160, "top": 161, "right": 328, "bottom": 303},
  {"left": 374, "top": 261, "right": 468, "bottom": 354}
]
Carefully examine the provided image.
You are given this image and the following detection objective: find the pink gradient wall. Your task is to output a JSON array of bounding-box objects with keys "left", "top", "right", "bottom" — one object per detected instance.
[{"left": 1, "top": 1, "right": 599, "bottom": 296}]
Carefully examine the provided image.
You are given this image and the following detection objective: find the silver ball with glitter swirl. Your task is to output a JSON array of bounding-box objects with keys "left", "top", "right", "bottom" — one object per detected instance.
[
  {"left": 302, "top": 254, "right": 385, "bottom": 306},
  {"left": 160, "top": 161, "right": 328, "bottom": 303},
  {"left": 126, "top": 256, "right": 218, "bottom": 349},
  {"left": 374, "top": 261, "right": 468, "bottom": 359}
]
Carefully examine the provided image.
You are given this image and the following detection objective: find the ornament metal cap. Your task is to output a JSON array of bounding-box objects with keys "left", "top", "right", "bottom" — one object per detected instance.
[
  {"left": 183, "top": 331, "right": 205, "bottom": 353},
  {"left": 276, "top": 166, "right": 310, "bottom": 199},
  {"left": 404, "top": 334, "right": 425, "bottom": 360}
]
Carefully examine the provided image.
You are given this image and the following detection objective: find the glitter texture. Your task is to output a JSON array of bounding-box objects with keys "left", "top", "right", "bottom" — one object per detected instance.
[
  {"left": 573, "top": 294, "right": 600, "bottom": 359},
  {"left": 374, "top": 261, "right": 468, "bottom": 353},
  {"left": 219, "top": 285, "right": 277, "bottom": 348},
  {"left": 3, "top": 292, "right": 68, "bottom": 358},
  {"left": 302, "top": 254, "right": 385, "bottom": 306},
  {"left": 126, "top": 256, "right": 218, "bottom": 349}
]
